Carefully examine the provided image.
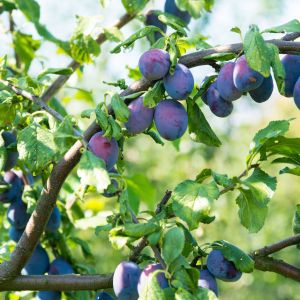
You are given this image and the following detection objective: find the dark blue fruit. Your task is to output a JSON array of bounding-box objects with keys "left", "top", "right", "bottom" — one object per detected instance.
[
  {"left": 249, "top": 75, "right": 273, "bottom": 103},
  {"left": 207, "top": 250, "right": 242, "bottom": 282},
  {"left": 7, "top": 197, "right": 30, "bottom": 229},
  {"left": 217, "top": 62, "right": 242, "bottom": 101},
  {"left": 164, "top": 0, "right": 191, "bottom": 24},
  {"left": 113, "top": 261, "right": 141, "bottom": 300},
  {"left": 293, "top": 76, "right": 300, "bottom": 109},
  {"left": 207, "top": 83, "right": 233, "bottom": 118},
  {"left": 163, "top": 63, "right": 194, "bottom": 100},
  {"left": 145, "top": 10, "right": 167, "bottom": 41},
  {"left": 233, "top": 55, "right": 264, "bottom": 92},
  {"left": 0, "top": 171, "right": 23, "bottom": 203},
  {"left": 138, "top": 263, "right": 168, "bottom": 295},
  {"left": 198, "top": 269, "right": 218, "bottom": 296},
  {"left": 139, "top": 49, "right": 170, "bottom": 81},
  {"left": 125, "top": 97, "right": 154, "bottom": 134},
  {"left": 22, "top": 245, "right": 50, "bottom": 275},
  {"left": 96, "top": 291, "right": 114, "bottom": 300},
  {"left": 103, "top": 168, "right": 119, "bottom": 198},
  {"left": 281, "top": 54, "right": 300, "bottom": 97},
  {"left": 37, "top": 291, "right": 61, "bottom": 300},
  {"left": 88, "top": 132, "right": 119, "bottom": 171},
  {"left": 1, "top": 131, "right": 18, "bottom": 171},
  {"left": 46, "top": 206, "right": 61, "bottom": 233},
  {"left": 49, "top": 257, "right": 74, "bottom": 275},
  {"left": 154, "top": 99, "right": 188, "bottom": 140},
  {"left": 9, "top": 226, "right": 24, "bottom": 242}
]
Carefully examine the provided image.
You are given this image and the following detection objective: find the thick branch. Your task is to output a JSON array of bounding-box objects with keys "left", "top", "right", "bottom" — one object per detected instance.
[{"left": 41, "top": 13, "right": 135, "bottom": 103}]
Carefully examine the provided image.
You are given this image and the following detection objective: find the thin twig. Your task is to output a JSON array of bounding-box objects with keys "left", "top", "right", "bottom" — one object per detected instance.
[{"left": 8, "top": 12, "right": 21, "bottom": 69}]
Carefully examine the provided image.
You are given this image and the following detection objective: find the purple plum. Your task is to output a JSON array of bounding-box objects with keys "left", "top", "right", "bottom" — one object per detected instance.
[
  {"left": 1, "top": 131, "right": 18, "bottom": 171},
  {"left": 281, "top": 54, "right": 300, "bottom": 97},
  {"left": 198, "top": 269, "right": 218, "bottom": 296},
  {"left": 293, "top": 76, "right": 300, "bottom": 109},
  {"left": 145, "top": 10, "right": 167, "bottom": 41},
  {"left": 49, "top": 257, "right": 74, "bottom": 275},
  {"left": 37, "top": 291, "right": 61, "bottom": 300},
  {"left": 164, "top": 0, "right": 191, "bottom": 24},
  {"left": 0, "top": 171, "right": 24, "bottom": 203},
  {"left": 249, "top": 75, "right": 273, "bottom": 103},
  {"left": 7, "top": 197, "right": 30, "bottom": 229},
  {"left": 46, "top": 206, "right": 61, "bottom": 233}
]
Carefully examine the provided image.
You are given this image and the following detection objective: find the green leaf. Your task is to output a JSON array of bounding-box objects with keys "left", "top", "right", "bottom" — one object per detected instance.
[
  {"left": 143, "top": 81, "right": 165, "bottom": 108},
  {"left": 95, "top": 103, "right": 109, "bottom": 130},
  {"left": 18, "top": 122, "right": 56, "bottom": 172},
  {"left": 186, "top": 97, "right": 221, "bottom": 147},
  {"left": 158, "top": 14, "right": 187, "bottom": 35},
  {"left": 104, "top": 27, "right": 124, "bottom": 42},
  {"left": 211, "top": 240, "right": 254, "bottom": 272},
  {"left": 37, "top": 67, "right": 73, "bottom": 80},
  {"left": 172, "top": 267, "right": 199, "bottom": 291},
  {"left": 177, "top": 34, "right": 211, "bottom": 55},
  {"left": 172, "top": 180, "right": 218, "bottom": 230},
  {"left": 203, "top": 52, "right": 236, "bottom": 61},
  {"left": 175, "top": 0, "right": 212, "bottom": 18},
  {"left": 121, "top": 0, "right": 149, "bottom": 14},
  {"left": 77, "top": 151, "right": 110, "bottom": 193},
  {"left": 123, "top": 222, "right": 160, "bottom": 238},
  {"left": 262, "top": 19, "right": 300, "bottom": 33},
  {"left": 175, "top": 287, "right": 218, "bottom": 300},
  {"left": 111, "top": 26, "right": 163, "bottom": 54},
  {"left": 111, "top": 93, "right": 130, "bottom": 122},
  {"left": 69, "top": 236, "right": 93, "bottom": 258},
  {"left": 244, "top": 24, "right": 271, "bottom": 77},
  {"left": 293, "top": 204, "right": 300, "bottom": 235},
  {"left": 162, "top": 227, "right": 185, "bottom": 265}
]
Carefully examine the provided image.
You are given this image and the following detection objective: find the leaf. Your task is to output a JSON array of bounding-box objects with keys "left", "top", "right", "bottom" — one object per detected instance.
[
  {"left": 111, "top": 93, "right": 130, "bottom": 122},
  {"left": 172, "top": 180, "right": 218, "bottom": 230},
  {"left": 211, "top": 240, "right": 254, "bottom": 272},
  {"left": 162, "top": 227, "right": 185, "bottom": 265},
  {"left": 143, "top": 81, "right": 165, "bottom": 108},
  {"left": 175, "top": 0, "right": 212, "bottom": 18},
  {"left": 18, "top": 122, "right": 57, "bottom": 172},
  {"left": 175, "top": 287, "right": 218, "bottom": 300},
  {"left": 158, "top": 14, "right": 187, "bottom": 36},
  {"left": 104, "top": 26, "right": 124, "bottom": 42},
  {"left": 293, "top": 204, "right": 300, "bottom": 235},
  {"left": 186, "top": 97, "right": 221, "bottom": 147},
  {"left": 177, "top": 34, "right": 211, "bottom": 55},
  {"left": 77, "top": 151, "right": 110, "bottom": 193},
  {"left": 262, "top": 19, "right": 300, "bottom": 33},
  {"left": 123, "top": 222, "right": 160, "bottom": 238},
  {"left": 69, "top": 236, "right": 93, "bottom": 259},
  {"left": 37, "top": 67, "right": 73, "bottom": 80},
  {"left": 244, "top": 24, "right": 271, "bottom": 77},
  {"left": 172, "top": 267, "right": 199, "bottom": 291},
  {"left": 203, "top": 52, "right": 236, "bottom": 61},
  {"left": 121, "top": 0, "right": 149, "bottom": 14}
]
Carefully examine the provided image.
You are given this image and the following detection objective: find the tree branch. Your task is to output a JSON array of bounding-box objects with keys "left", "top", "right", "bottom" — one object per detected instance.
[
  {"left": 8, "top": 12, "right": 21, "bottom": 70},
  {"left": 41, "top": 13, "right": 135, "bottom": 103}
]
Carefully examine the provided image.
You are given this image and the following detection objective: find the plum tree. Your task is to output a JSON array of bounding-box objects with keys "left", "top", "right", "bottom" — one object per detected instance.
[
  {"left": 88, "top": 132, "right": 119, "bottom": 171},
  {"left": 95, "top": 291, "right": 114, "bottom": 300},
  {"left": 0, "top": 171, "right": 23, "bottom": 203},
  {"left": 137, "top": 263, "right": 169, "bottom": 295},
  {"left": 233, "top": 55, "right": 264, "bottom": 92},
  {"left": 45, "top": 206, "right": 61, "bottom": 233},
  {"left": 217, "top": 62, "right": 242, "bottom": 101},
  {"left": 145, "top": 10, "right": 167, "bottom": 41},
  {"left": 125, "top": 97, "right": 154, "bottom": 134},
  {"left": 206, "top": 250, "right": 242, "bottom": 282},
  {"left": 37, "top": 291, "right": 61, "bottom": 300},
  {"left": 164, "top": 0, "right": 191, "bottom": 24},
  {"left": 154, "top": 99, "right": 188, "bottom": 140},
  {"left": 249, "top": 75, "right": 274, "bottom": 103},
  {"left": 207, "top": 82, "right": 233, "bottom": 118},
  {"left": 163, "top": 64, "right": 194, "bottom": 100},
  {"left": 1, "top": 131, "right": 18, "bottom": 171},
  {"left": 138, "top": 49, "right": 170, "bottom": 81},
  {"left": 198, "top": 269, "right": 218, "bottom": 296},
  {"left": 7, "top": 197, "right": 30, "bottom": 229},
  {"left": 22, "top": 245, "right": 50, "bottom": 275},
  {"left": 49, "top": 257, "right": 74, "bottom": 275},
  {"left": 113, "top": 261, "right": 141, "bottom": 300},
  {"left": 281, "top": 54, "right": 300, "bottom": 97},
  {"left": 9, "top": 226, "right": 23, "bottom": 242},
  {"left": 293, "top": 76, "right": 300, "bottom": 109}
]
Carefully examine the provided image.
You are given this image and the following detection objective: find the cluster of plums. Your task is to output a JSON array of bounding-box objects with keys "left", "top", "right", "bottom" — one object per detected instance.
[{"left": 95, "top": 249, "right": 241, "bottom": 299}]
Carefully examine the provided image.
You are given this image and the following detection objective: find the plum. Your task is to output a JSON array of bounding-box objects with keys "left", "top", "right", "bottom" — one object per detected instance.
[
  {"left": 113, "top": 261, "right": 141, "bottom": 300},
  {"left": 164, "top": 0, "right": 191, "bottom": 25},
  {"left": 22, "top": 245, "right": 50, "bottom": 275},
  {"left": 125, "top": 97, "right": 154, "bottom": 134},
  {"left": 96, "top": 292, "right": 114, "bottom": 300},
  {"left": 9, "top": 226, "right": 24, "bottom": 242},
  {"left": 49, "top": 257, "right": 74, "bottom": 275},
  {"left": 207, "top": 250, "right": 242, "bottom": 282},
  {"left": 145, "top": 10, "right": 167, "bottom": 41},
  {"left": 293, "top": 76, "right": 300, "bottom": 109},
  {"left": 137, "top": 263, "right": 168, "bottom": 296},
  {"left": 88, "top": 132, "right": 119, "bottom": 171},
  {"left": 37, "top": 291, "right": 61, "bottom": 300},
  {"left": 207, "top": 83, "right": 233, "bottom": 118},
  {"left": 281, "top": 54, "right": 300, "bottom": 97},
  {"left": 1, "top": 131, "right": 18, "bottom": 171},
  {"left": 103, "top": 168, "right": 119, "bottom": 198},
  {"left": 249, "top": 75, "right": 273, "bottom": 103},
  {"left": 198, "top": 269, "right": 218, "bottom": 296},
  {"left": 46, "top": 206, "right": 61, "bottom": 233},
  {"left": 139, "top": 49, "right": 170, "bottom": 81},
  {"left": 233, "top": 55, "right": 264, "bottom": 92},
  {"left": 7, "top": 197, "right": 30, "bottom": 229},
  {"left": 217, "top": 62, "right": 242, "bottom": 101},
  {"left": 154, "top": 99, "right": 188, "bottom": 140},
  {"left": 163, "top": 63, "right": 194, "bottom": 100},
  {"left": 0, "top": 171, "right": 24, "bottom": 203}
]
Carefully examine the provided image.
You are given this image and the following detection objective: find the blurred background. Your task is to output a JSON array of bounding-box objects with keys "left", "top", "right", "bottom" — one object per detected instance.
[{"left": 0, "top": 0, "right": 300, "bottom": 299}]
